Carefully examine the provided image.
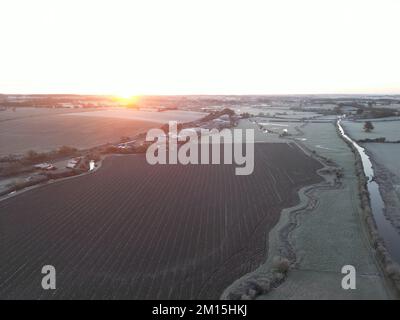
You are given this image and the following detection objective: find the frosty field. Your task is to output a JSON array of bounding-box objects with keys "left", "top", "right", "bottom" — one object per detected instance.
[
  {"left": 224, "top": 121, "right": 393, "bottom": 299},
  {"left": 0, "top": 143, "right": 322, "bottom": 299},
  {"left": 341, "top": 120, "right": 400, "bottom": 141},
  {"left": 366, "top": 143, "right": 400, "bottom": 178},
  {"left": 0, "top": 108, "right": 205, "bottom": 156}
]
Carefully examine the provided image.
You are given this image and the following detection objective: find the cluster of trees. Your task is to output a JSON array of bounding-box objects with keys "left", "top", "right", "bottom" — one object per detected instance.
[
  {"left": 356, "top": 106, "right": 396, "bottom": 118},
  {"left": 200, "top": 108, "right": 235, "bottom": 122},
  {"left": 23, "top": 146, "right": 78, "bottom": 164},
  {"left": 363, "top": 121, "right": 374, "bottom": 132},
  {"left": 369, "top": 108, "right": 397, "bottom": 118}
]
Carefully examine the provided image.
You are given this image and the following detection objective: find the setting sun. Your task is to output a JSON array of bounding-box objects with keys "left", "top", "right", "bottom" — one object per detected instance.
[
  {"left": 2, "top": 0, "right": 400, "bottom": 303},
  {"left": 114, "top": 94, "right": 140, "bottom": 105}
]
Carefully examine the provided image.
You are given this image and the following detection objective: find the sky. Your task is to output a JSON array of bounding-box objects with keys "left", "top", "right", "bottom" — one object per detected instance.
[{"left": 0, "top": 0, "right": 399, "bottom": 96}]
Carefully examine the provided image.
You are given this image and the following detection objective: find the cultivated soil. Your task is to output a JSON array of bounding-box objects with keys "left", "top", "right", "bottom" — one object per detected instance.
[{"left": 0, "top": 143, "right": 322, "bottom": 299}]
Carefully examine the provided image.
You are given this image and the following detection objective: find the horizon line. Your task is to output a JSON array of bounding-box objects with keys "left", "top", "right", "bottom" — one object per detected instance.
[{"left": 2, "top": 92, "right": 400, "bottom": 97}]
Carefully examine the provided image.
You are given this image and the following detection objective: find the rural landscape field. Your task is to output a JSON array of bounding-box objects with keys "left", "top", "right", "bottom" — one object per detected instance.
[
  {"left": 1, "top": 0, "right": 400, "bottom": 307},
  {"left": 1, "top": 94, "right": 400, "bottom": 301},
  {"left": 0, "top": 143, "right": 321, "bottom": 299},
  {"left": 0, "top": 107, "right": 205, "bottom": 156}
]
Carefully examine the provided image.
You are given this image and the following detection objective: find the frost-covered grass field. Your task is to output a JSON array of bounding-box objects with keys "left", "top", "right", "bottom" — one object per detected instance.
[
  {"left": 233, "top": 106, "right": 322, "bottom": 119},
  {"left": 342, "top": 120, "right": 400, "bottom": 141},
  {"left": 366, "top": 144, "right": 400, "bottom": 178},
  {"left": 237, "top": 121, "right": 392, "bottom": 299},
  {"left": 234, "top": 119, "right": 301, "bottom": 143},
  {"left": 270, "top": 111, "right": 321, "bottom": 120}
]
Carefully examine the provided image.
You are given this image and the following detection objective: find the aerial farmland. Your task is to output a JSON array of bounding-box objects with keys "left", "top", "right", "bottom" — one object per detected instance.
[
  {"left": 3, "top": 0, "right": 400, "bottom": 308},
  {"left": 0, "top": 107, "right": 205, "bottom": 156},
  {"left": 0, "top": 143, "right": 321, "bottom": 299},
  {"left": 1, "top": 95, "right": 400, "bottom": 301}
]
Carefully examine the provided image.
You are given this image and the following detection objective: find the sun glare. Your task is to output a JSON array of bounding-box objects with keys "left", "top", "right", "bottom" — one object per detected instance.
[
  {"left": 114, "top": 94, "right": 140, "bottom": 105},
  {"left": 117, "top": 93, "right": 134, "bottom": 99}
]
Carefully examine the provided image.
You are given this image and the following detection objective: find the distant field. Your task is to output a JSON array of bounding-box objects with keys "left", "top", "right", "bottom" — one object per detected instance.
[
  {"left": 235, "top": 106, "right": 321, "bottom": 119},
  {"left": 234, "top": 119, "right": 300, "bottom": 143},
  {"left": 0, "top": 108, "right": 205, "bottom": 156},
  {"left": 342, "top": 120, "right": 400, "bottom": 141},
  {"left": 365, "top": 143, "right": 400, "bottom": 178},
  {"left": 64, "top": 108, "right": 207, "bottom": 123},
  {"left": 273, "top": 111, "right": 321, "bottom": 120},
  {"left": 0, "top": 107, "right": 87, "bottom": 122},
  {"left": 0, "top": 143, "right": 322, "bottom": 299}
]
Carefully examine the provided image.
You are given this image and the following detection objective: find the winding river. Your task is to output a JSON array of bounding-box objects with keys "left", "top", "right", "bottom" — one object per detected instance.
[{"left": 338, "top": 118, "right": 400, "bottom": 263}]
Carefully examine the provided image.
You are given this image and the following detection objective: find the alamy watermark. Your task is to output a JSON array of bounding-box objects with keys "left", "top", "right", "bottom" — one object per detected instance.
[
  {"left": 41, "top": 265, "right": 56, "bottom": 290},
  {"left": 341, "top": 265, "right": 356, "bottom": 290},
  {"left": 145, "top": 121, "right": 255, "bottom": 175}
]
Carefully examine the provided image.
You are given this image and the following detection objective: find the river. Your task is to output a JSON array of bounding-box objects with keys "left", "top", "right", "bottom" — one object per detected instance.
[{"left": 338, "top": 118, "right": 400, "bottom": 263}]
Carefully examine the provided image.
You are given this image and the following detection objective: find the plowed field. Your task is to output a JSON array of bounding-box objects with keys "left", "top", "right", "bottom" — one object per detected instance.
[{"left": 0, "top": 143, "right": 322, "bottom": 299}]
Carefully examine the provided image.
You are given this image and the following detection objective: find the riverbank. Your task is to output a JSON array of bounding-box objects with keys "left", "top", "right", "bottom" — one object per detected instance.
[
  {"left": 223, "top": 120, "right": 395, "bottom": 299},
  {"left": 362, "top": 145, "right": 400, "bottom": 231},
  {"left": 337, "top": 120, "right": 400, "bottom": 295},
  {"left": 221, "top": 157, "right": 341, "bottom": 299}
]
